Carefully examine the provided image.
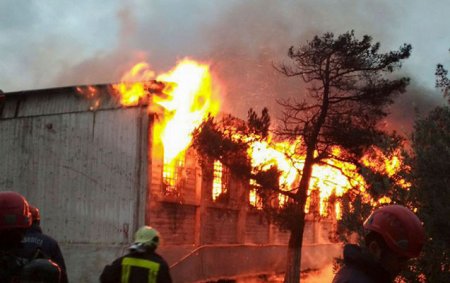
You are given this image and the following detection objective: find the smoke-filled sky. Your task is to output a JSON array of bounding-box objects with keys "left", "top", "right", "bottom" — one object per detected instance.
[{"left": 1, "top": 0, "right": 449, "bottom": 132}]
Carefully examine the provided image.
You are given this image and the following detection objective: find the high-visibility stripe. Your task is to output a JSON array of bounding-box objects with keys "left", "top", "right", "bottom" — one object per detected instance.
[{"left": 121, "top": 257, "right": 160, "bottom": 283}]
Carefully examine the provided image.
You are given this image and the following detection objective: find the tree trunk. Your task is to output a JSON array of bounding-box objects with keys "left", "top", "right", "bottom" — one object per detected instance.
[
  {"left": 283, "top": 212, "right": 306, "bottom": 283},
  {"left": 283, "top": 144, "right": 314, "bottom": 283}
]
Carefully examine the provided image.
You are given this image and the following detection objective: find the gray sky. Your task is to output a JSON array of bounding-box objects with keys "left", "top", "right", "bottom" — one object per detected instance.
[{"left": 1, "top": 0, "right": 449, "bottom": 130}]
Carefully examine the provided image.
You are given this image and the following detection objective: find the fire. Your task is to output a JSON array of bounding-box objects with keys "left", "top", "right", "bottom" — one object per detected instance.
[
  {"left": 76, "top": 85, "right": 101, "bottom": 111},
  {"left": 250, "top": 140, "right": 300, "bottom": 190},
  {"left": 80, "top": 57, "right": 406, "bottom": 216},
  {"left": 154, "top": 59, "right": 221, "bottom": 164},
  {"left": 248, "top": 139, "right": 366, "bottom": 217},
  {"left": 247, "top": 138, "right": 405, "bottom": 218},
  {"left": 112, "top": 62, "right": 156, "bottom": 106},
  {"left": 362, "top": 147, "right": 411, "bottom": 189},
  {"left": 112, "top": 58, "right": 221, "bottom": 194},
  {"left": 112, "top": 59, "right": 220, "bottom": 165},
  {"left": 309, "top": 159, "right": 361, "bottom": 217},
  {"left": 212, "top": 160, "right": 230, "bottom": 201}
]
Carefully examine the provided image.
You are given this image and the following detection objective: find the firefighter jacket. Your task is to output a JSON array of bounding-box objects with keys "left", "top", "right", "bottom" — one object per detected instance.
[
  {"left": 17, "top": 223, "right": 68, "bottom": 283},
  {"left": 332, "top": 244, "right": 392, "bottom": 283},
  {"left": 1, "top": 251, "right": 61, "bottom": 283},
  {"left": 0, "top": 251, "right": 25, "bottom": 283},
  {"left": 100, "top": 249, "right": 172, "bottom": 283}
]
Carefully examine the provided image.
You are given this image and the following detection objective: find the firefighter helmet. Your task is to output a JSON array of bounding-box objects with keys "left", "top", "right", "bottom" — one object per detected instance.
[
  {"left": 0, "top": 191, "right": 32, "bottom": 230},
  {"left": 134, "top": 226, "right": 160, "bottom": 248},
  {"left": 29, "top": 205, "right": 40, "bottom": 222},
  {"left": 363, "top": 204, "right": 425, "bottom": 258}
]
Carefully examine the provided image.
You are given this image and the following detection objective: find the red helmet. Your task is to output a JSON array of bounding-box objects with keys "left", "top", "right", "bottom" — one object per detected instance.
[
  {"left": 0, "top": 191, "right": 32, "bottom": 230},
  {"left": 363, "top": 204, "right": 425, "bottom": 259},
  {"left": 29, "top": 205, "right": 41, "bottom": 222}
]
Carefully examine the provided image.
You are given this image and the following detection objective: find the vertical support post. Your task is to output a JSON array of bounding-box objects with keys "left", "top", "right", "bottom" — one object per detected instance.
[
  {"left": 145, "top": 112, "right": 154, "bottom": 225},
  {"left": 194, "top": 156, "right": 203, "bottom": 246}
]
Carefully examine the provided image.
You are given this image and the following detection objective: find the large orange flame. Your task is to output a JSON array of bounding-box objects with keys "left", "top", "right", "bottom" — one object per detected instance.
[
  {"left": 113, "top": 58, "right": 221, "bottom": 166},
  {"left": 154, "top": 59, "right": 221, "bottom": 163},
  {"left": 113, "top": 62, "right": 156, "bottom": 106},
  {"left": 247, "top": 137, "right": 405, "bottom": 218},
  {"left": 88, "top": 58, "right": 406, "bottom": 216}
]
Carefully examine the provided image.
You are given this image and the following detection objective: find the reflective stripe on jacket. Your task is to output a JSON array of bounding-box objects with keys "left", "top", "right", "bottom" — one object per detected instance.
[
  {"left": 100, "top": 250, "right": 172, "bottom": 283},
  {"left": 121, "top": 257, "right": 160, "bottom": 283}
]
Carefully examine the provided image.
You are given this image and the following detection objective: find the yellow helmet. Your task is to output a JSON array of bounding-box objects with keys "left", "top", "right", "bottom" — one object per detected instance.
[{"left": 134, "top": 226, "right": 160, "bottom": 248}]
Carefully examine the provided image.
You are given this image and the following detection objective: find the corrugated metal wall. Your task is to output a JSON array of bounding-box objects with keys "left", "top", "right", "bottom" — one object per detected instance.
[
  {"left": 0, "top": 110, "right": 142, "bottom": 243},
  {"left": 0, "top": 87, "right": 149, "bottom": 282}
]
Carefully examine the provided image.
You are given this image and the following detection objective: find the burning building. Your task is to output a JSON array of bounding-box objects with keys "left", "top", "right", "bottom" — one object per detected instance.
[{"left": 0, "top": 60, "right": 342, "bottom": 282}]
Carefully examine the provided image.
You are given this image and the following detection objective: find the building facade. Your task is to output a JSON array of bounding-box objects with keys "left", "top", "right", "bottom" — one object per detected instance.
[{"left": 0, "top": 85, "right": 339, "bottom": 283}]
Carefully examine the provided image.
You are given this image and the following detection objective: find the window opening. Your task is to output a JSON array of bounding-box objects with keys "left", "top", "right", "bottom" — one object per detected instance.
[
  {"left": 249, "top": 179, "right": 263, "bottom": 209},
  {"left": 163, "top": 153, "right": 185, "bottom": 196},
  {"left": 212, "top": 160, "right": 229, "bottom": 201}
]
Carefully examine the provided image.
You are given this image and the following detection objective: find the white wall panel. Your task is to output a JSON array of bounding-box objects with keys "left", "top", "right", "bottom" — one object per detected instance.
[{"left": 0, "top": 107, "right": 147, "bottom": 244}]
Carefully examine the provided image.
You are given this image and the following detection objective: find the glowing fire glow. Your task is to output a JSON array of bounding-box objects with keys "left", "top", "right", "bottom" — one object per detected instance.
[
  {"left": 250, "top": 140, "right": 300, "bottom": 190},
  {"left": 212, "top": 160, "right": 230, "bottom": 201},
  {"left": 113, "top": 59, "right": 220, "bottom": 166},
  {"left": 246, "top": 137, "right": 404, "bottom": 218},
  {"left": 362, "top": 147, "right": 411, "bottom": 188},
  {"left": 113, "top": 58, "right": 221, "bottom": 193},
  {"left": 154, "top": 59, "right": 221, "bottom": 164},
  {"left": 113, "top": 62, "right": 156, "bottom": 106},
  {"left": 88, "top": 57, "right": 406, "bottom": 216}
]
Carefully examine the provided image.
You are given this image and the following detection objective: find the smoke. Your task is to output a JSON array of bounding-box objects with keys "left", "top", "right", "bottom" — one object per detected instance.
[
  {"left": 383, "top": 81, "right": 447, "bottom": 135},
  {"left": 199, "top": 1, "right": 398, "bottom": 118},
  {"left": 52, "top": 2, "right": 147, "bottom": 88},
  {"left": 1, "top": 0, "right": 447, "bottom": 133},
  {"left": 191, "top": 1, "right": 446, "bottom": 132}
]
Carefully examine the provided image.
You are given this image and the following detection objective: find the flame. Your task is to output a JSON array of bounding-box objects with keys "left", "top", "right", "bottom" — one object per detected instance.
[
  {"left": 249, "top": 140, "right": 300, "bottom": 190},
  {"left": 112, "top": 62, "right": 156, "bottom": 106},
  {"left": 82, "top": 57, "right": 407, "bottom": 216},
  {"left": 154, "top": 59, "right": 221, "bottom": 164},
  {"left": 362, "top": 147, "right": 411, "bottom": 189},
  {"left": 113, "top": 58, "right": 221, "bottom": 168},
  {"left": 247, "top": 137, "right": 405, "bottom": 218},
  {"left": 213, "top": 160, "right": 224, "bottom": 200},
  {"left": 76, "top": 85, "right": 101, "bottom": 111}
]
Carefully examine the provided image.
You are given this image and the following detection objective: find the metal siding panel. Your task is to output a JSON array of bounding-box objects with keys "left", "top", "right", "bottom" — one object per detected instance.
[
  {"left": 0, "top": 108, "right": 143, "bottom": 244},
  {"left": 3, "top": 88, "right": 122, "bottom": 118},
  {"left": 85, "top": 108, "right": 142, "bottom": 244},
  {"left": 0, "top": 96, "right": 19, "bottom": 118},
  {"left": 17, "top": 92, "right": 91, "bottom": 116}
]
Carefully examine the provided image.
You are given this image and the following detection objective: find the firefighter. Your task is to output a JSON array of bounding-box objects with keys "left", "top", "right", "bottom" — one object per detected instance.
[
  {"left": 0, "top": 191, "right": 61, "bottom": 283},
  {"left": 18, "top": 205, "right": 69, "bottom": 283},
  {"left": 100, "top": 225, "right": 172, "bottom": 283},
  {"left": 332, "top": 204, "right": 425, "bottom": 283}
]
